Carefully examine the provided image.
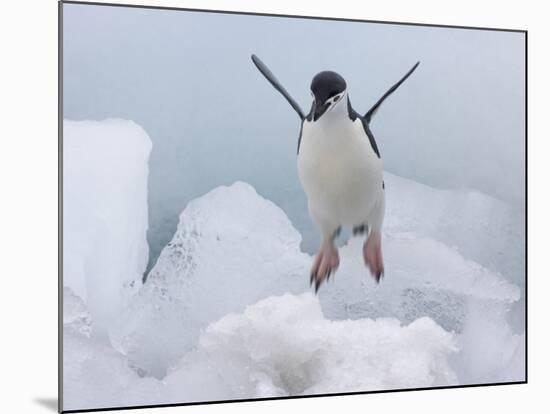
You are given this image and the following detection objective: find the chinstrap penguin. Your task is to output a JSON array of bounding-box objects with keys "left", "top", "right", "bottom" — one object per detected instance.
[{"left": 251, "top": 54, "right": 419, "bottom": 292}]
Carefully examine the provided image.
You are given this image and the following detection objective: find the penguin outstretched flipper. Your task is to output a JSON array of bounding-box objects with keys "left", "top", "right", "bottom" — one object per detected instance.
[
  {"left": 364, "top": 61, "right": 420, "bottom": 124},
  {"left": 251, "top": 54, "right": 306, "bottom": 120}
]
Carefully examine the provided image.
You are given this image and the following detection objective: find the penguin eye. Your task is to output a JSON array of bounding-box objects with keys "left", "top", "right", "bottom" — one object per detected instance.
[{"left": 333, "top": 96, "right": 339, "bottom": 102}]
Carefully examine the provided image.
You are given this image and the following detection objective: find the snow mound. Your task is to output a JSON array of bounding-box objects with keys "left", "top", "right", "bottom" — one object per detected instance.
[
  {"left": 63, "top": 323, "right": 164, "bottom": 411},
  {"left": 319, "top": 235, "right": 523, "bottom": 385},
  {"left": 63, "top": 287, "right": 92, "bottom": 337},
  {"left": 63, "top": 119, "right": 151, "bottom": 337},
  {"left": 64, "top": 167, "right": 525, "bottom": 409},
  {"left": 62, "top": 118, "right": 524, "bottom": 409},
  {"left": 64, "top": 292, "right": 457, "bottom": 410},
  {"left": 111, "top": 182, "right": 310, "bottom": 377},
  {"left": 383, "top": 173, "right": 524, "bottom": 286},
  {"left": 112, "top": 180, "right": 521, "bottom": 383},
  {"left": 162, "top": 293, "right": 458, "bottom": 401},
  {"left": 320, "top": 235, "right": 519, "bottom": 330}
]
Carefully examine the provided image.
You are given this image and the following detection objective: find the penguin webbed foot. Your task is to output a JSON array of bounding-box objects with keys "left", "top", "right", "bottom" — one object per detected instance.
[
  {"left": 311, "top": 269, "right": 333, "bottom": 293},
  {"left": 363, "top": 233, "right": 384, "bottom": 283},
  {"left": 310, "top": 244, "right": 340, "bottom": 294}
]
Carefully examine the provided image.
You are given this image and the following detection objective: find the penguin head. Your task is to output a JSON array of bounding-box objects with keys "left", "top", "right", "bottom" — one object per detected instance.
[{"left": 310, "top": 71, "right": 347, "bottom": 121}]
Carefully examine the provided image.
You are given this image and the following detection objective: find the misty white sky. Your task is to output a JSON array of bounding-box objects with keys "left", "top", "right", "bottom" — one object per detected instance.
[{"left": 62, "top": 3, "right": 525, "bottom": 269}]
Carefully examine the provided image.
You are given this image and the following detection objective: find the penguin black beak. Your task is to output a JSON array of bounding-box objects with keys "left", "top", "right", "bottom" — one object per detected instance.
[{"left": 313, "top": 99, "right": 330, "bottom": 121}]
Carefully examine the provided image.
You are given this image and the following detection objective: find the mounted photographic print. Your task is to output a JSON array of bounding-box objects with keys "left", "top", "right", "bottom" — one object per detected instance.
[{"left": 60, "top": 1, "right": 527, "bottom": 412}]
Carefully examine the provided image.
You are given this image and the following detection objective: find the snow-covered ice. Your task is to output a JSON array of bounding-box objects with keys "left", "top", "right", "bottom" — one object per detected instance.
[
  {"left": 111, "top": 179, "right": 522, "bottom": 383},
  {"left": 64, "top": 319, "right": 164, "bottom": 410},
  {"left": 161, "top": 293, "right": 458, "bottom": 402},
  {"left": 63, "top": 119, "right": 151, "bottom": 337},
  {"left": 383, "top": 174, "right": 525, "bottom": 287},
  {"left": 110, "top": 181, "right": 310, "bottom": 378},
  {"left": 62, "top": 119, "right": 524, "bottom": 411},
  {"left": 63, "top": 287, "right": 92, "bottom": 338},
  {"left": 64, "top": 291, "right": 458, "bottom": 410}
]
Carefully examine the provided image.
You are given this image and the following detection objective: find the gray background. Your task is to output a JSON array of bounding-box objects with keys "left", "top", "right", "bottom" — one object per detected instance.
[{"left": 62, "top": 4, "right": 525, "bottom": 273}]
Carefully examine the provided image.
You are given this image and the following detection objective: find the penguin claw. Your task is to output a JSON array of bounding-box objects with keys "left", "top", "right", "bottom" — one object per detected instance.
[
  {"left": 313, "top": 270, "right": 331, "bottom": 294},
  {"left": 367, "top": 266, "right": 383, "bottom": 284},
  {"left": 363, "top": 233, "right": 384, "bottom": 284}
]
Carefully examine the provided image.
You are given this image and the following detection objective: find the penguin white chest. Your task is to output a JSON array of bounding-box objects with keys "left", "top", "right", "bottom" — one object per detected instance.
[{"left": 297, "top": 117, "right": 383, "bottom": 228}]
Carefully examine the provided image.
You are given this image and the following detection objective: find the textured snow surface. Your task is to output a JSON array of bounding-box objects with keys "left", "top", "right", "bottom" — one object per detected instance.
[
  {"left": 162, "top": 293, "right": 458, "bottom": 400},
  {"left": 112, "top": 180, "right": 521, "bottom": 381},
  {"left": 383, "top": 173, "right": 524, "bottom": 287},
  {"left": 110, "top": 182, "right": 309, "bottom": 377},
  {"left": 64, "top": 292, "right": 457, "bottom": 410},
  {"left": 64, "top": 325, "right": 164, "bottom": 410},
  {"left": 63, "top": 119, "right": 151, "bottom": 336},
  {"left": 63, "top": 287, "right": 92, "bottom": 338},
  {"left": 63, "top": 120, "right": 524, "bottom": 411}
]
